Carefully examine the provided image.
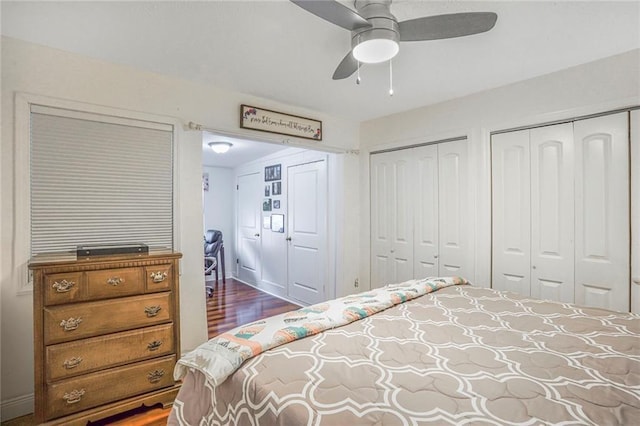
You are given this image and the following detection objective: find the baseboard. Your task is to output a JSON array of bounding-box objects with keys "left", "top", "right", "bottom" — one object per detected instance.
[
  {"left": 1, "top": 392, "right": 33, "bottom": 422},
  {"left": 233, "top": 277, "right": 305, "bottom": 307}
]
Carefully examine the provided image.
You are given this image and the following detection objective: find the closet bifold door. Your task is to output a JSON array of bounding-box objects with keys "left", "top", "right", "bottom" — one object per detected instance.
[
  {"left": 370, "top": 151, "right": 414, "bottom": 288},
  {"left": 413, "top": 145, "right": 439, "bottom": 279},
  {"left": 491, "top": 130, "right": 531, "bottom": 295},
  {"left": 574, "top": 112, "right": 630, "bottom": 312},
  {"left": 529, "top": 124, "right": 575, "bottom": 303},
  {"left": 438, "top": 140, "right": 470, "bottom": 278}
]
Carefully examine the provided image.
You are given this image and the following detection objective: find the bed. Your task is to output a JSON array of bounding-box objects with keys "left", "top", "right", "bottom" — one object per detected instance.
[{"left": 169, "top": 278, "right": 640, "bottom": 425}]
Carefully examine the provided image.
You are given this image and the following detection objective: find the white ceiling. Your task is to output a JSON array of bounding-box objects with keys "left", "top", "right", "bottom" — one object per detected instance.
[
  {"left": 202, "top": 132, "right": 293, "bottom": 168},
  {"left": 2, "top": 1, "right": 639, "bottom": 125}
]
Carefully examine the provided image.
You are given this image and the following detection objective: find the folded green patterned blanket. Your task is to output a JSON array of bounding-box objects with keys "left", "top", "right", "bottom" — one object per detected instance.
[{"left": 174, "top": 276, "right": 469, "bottom": 387}]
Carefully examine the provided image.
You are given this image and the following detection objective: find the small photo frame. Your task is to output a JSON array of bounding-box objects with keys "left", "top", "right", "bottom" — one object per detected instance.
[
  {"left": 273, "top": 200, "right": 280, "bottom": 209},
  {"left": 272, "top": 181, "right": 282, "bottom": 195},
  {"left": 263, "top": 215, "right": 271, "bottom": 229},
  {"left": 271, "top": 214, "right": 284, "bottom": 233},
  {"left": 264, "top": 185, "right": 270, "bottom": 197},
  {"left": 265, "top": 164, "right": 281, "bottom": 182},
  {"left": 263, "top": 198, "right": 272, "bottom": 211}
]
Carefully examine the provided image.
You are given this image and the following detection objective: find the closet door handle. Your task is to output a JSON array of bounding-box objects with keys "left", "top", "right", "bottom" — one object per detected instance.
[
  {"left": 286, "top": 237, "right": 292, "bottom": 241},
  {"left": 254, "top": 233, "right": 260, "bottom": 237}
]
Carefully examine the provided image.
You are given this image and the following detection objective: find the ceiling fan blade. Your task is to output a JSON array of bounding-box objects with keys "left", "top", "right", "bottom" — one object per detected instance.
[
  {"left": 332, "top": 50, "right": 358, "bottom": 80},
  {"left": 290, "top": 0, "right": 371, "bottom": 31},
  {"left": 399, "top": 12, "right": 498, "bottom": 41}
]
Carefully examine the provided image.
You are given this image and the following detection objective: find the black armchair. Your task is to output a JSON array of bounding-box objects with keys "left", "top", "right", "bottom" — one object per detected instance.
[{"left": 204, "top": 229, "right": 225, "bottom": 297}]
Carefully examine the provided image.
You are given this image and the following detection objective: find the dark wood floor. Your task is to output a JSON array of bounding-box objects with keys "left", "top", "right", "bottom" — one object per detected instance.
[
  {"left": 206, "top": 277, "right": 301, "bottom": 338},
  {"left": 1, "top": 279, "right": 300, "bottom": 426}
]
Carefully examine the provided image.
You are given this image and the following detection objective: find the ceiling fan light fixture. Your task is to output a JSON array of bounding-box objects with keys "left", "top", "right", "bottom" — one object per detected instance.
[
  {"left": 353, "top": 38, "right": 399, "bottom": 63},
  {"left": 208, "top": 141, "right": 233, "bottom": 154}
]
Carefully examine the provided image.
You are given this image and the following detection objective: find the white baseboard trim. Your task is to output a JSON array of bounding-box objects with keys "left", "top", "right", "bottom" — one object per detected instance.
[
  {"left": 1, "top": 392, "right": 33, "bottom": 422},
  {"left": 232, "top": 276, "right": 305, "bottom": 307}
]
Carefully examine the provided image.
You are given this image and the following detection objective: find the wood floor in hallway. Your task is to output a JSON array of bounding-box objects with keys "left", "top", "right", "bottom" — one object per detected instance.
[{"left": 1, "top": 278, "right": 301, "bottom": 426}]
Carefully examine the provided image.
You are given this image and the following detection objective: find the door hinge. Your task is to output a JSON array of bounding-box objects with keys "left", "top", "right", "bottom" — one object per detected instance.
[
  {"left": 236, "top": 258, "right": 239, "bottom": 264},
  {"left": 236, "top": 184, "right": 239, "bottom": 190}
]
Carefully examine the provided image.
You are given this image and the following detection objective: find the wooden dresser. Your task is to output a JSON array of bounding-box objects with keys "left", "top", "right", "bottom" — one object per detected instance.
[{"left": 29, "top": 251, "right": 182, "bottom": 425}]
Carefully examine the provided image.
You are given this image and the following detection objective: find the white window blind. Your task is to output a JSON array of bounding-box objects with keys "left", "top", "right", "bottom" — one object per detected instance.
[{"left": 30, "top": 106, "right": 174, "bottom": 255}]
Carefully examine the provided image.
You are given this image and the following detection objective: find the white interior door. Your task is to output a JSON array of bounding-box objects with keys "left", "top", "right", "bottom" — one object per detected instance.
[
  {"left": 370, "top": 150, "right": 414, "bottom": 288},
  {"left": 287, "top": 160, "right": 327, "bottom": 305},
  {"left": 237, "top": 172, "right": 261, "bottom": 285},
  {"left": 413, "top": 144, "right": 439, "bottom": 279},
  {"left": 632, "top": 110, "right": 640, "bottom": 314},
  {"left": 438, "top": 140, "right": 470, "bottom": 278},
  {"left": 492, "top": 130, "right": 531, "bottom": 296},
  {"left": 530, "top": 123, "right": 575, "bottom": 303},
  {"left": 574, "top": 113, "right": 630, "bottom": 312}
]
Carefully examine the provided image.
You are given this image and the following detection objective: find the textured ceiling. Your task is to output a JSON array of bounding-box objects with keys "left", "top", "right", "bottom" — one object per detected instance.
[{"left": 2, "top": 1, "right": 639, "bottom": 124}]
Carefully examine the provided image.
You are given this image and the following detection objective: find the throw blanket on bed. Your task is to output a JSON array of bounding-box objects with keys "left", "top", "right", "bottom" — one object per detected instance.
[{"left": 174, "top": 276, "right": 468, "bottom": 387}]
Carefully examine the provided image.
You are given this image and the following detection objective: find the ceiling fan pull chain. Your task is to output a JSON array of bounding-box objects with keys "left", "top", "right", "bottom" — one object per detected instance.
[{"left": 389, "top": 59, "right": 394, "bottom": 96}]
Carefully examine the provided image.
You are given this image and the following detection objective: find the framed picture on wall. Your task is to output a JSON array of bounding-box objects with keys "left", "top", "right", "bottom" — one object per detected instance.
[
  {"left": 264, "top": 185, "right": 270, "bottom": 196},
  {"left": 273, "top": 200, "right": 280, "bottom": 209},
  {"left": 263, "top": 198, "right": 272, "bottom": 211},
  {"left": 271, "top": 214, "right": 284, "bottom": 233},
  {"left": 272, "top": 181, "right": 282, "bottom": 195},
  {"left": 265, "top": 164, "right": 281, "bottom": 182},
  {"left": 263, "top": 215, "right": 271, "bottom": 229}
]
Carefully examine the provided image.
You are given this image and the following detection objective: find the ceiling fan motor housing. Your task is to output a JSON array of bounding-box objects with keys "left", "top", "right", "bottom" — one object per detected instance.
[{"left": 351, "top": 0, "right": 400, "bottom": 56}]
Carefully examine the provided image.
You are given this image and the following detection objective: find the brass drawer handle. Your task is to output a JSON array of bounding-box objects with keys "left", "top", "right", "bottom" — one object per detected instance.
[
  {"left": 60, "top": 317, "right": 82, "bottom": 331},
  {"left": 107, "top": 277, "right": 124, "bottom": 286},
  {"left": 63, "top": 389, "right": 85, "bottom": 405},
  {"left": 150, "top": 271, "right": 168, "bottom": 283},
  {"left": 147, "top": 340, "right": 163, "bottom": 351},
  {"left": 147, "top": 369, "right": 165, "bottom": 384},
  {"left": 145, "top": 306, "right": 162, "bottom": 317},
  {"left": 63, "top": 356, "right": 83, "bottom": 369},
  {"left": 53, "top": 279, "right": 76, "bottom": 293}
]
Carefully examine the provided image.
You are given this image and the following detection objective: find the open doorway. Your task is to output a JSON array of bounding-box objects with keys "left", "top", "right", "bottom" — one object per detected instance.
[{"left": 201, "top": 132, "right": 333, "bottom": 335}]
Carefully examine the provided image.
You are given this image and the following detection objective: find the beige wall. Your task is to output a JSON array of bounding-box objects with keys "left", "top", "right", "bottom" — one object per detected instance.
[
  {"left": 0, "top": 36, "right": 360, "bottom": 420},
  {"left": 359, "top": 49, "right": 640, "bottom": 294}
]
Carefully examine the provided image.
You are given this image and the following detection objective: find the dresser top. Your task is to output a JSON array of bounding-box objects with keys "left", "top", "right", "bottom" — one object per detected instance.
[{"left": 29, "top": 250, "right": 182, "bottom": 269}]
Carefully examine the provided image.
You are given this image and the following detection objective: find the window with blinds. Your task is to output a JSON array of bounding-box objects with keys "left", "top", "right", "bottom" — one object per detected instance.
[{"left": 30, "top": 106, "right": 174, "bottom": 256}]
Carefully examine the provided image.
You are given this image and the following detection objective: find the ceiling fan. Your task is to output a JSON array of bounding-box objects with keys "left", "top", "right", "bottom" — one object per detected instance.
[{"left": 290, "top": 0, "right": 498, "bottom": 80}]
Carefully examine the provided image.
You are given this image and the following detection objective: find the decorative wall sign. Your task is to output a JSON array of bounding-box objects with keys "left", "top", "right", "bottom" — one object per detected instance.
[
  {"left": 241, "top": 104, "right": 322, "bottom": 141},
  {"left": 271, "top": 214, "right": 285, "bottom": 233},
  {"left": 265, "top": 164, "right": 281, "bottom": 182},
  {"left": 263, "top": 216, "right": 271, "bottom": 229},
  {"left": 263, "top": 198, "right": 272, "bottom": 211}
]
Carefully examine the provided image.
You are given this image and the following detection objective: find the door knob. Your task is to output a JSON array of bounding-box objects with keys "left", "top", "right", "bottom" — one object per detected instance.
[
  {"left": 434, "top": 255, "right": 438, "bottom": 259},
  {"left": 254, "top": 233, "right": 260, "bottom": 237},
  {"left": 286, "top": 237, "right": 292, "bottom": 241}
]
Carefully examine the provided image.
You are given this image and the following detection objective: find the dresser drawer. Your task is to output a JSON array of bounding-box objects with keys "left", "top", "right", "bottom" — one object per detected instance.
[
  {"left": 86, "top": 267, "right": 144, "bottom": 299},
  {"left": 44, "top": 272, "right": 85, "bottom": 306},
  {"left": 44, "top": 292, "right": 173, "bottom": 345},
  {"left": 45, "top": 355, "right": 176, "bottom": 420},
  {"left": 46, "top": 323, "right": 175, "bottom": 381},
  {"left": 144, "top": 264, "right": 173, "bottom": 292}
]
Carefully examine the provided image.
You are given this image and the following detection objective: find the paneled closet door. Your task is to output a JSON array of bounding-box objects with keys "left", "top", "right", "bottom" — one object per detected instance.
[
  {"left": 632, "top": 110, "right": 640, "bottom": 314},
  {"left": 413, "top": 144, "right": 439, "bottom": 279},
  {"left": 574, "top": 112, "right": 630, "bottom": 312},
  {"left": 438, "top": 140, "right": 470, "bottom": 278},
  {"left": 491, "top": 130, "right": 531, "bottom": 296},
  {"left": 530, "top": 124, "right": 575, "bottom": 303},
  {"left": 370, "top": 151, "right": 414, "bottom": 288}
]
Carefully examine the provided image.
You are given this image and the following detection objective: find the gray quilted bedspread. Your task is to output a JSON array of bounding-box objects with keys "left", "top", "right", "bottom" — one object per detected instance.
[{"left": 169, "top": 285, "right": 640, "bottom": 425}]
